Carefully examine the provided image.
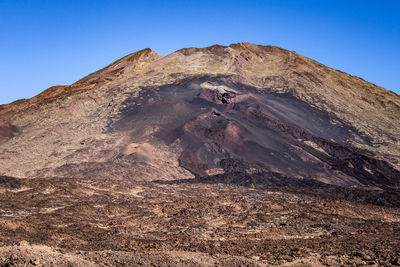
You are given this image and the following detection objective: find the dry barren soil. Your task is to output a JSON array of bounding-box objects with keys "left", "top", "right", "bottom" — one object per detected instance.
[{"left": 0, "top": 173, "right": 400, "bottom": 266}]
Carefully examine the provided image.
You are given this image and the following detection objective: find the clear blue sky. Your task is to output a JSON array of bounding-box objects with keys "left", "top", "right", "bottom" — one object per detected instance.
[{"left": 0, "top": 0, "right": 399, "bottom": 104}]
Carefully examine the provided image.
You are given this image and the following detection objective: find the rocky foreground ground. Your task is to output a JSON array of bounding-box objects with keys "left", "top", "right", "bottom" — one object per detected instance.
[{"left": 0, "top": 174, "right": 399, "bottom": 266}]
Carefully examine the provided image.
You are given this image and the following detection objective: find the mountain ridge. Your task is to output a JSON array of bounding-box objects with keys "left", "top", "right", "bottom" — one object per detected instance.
[{"left": 2, "top": 43, "right": 399, "bottom": 115}]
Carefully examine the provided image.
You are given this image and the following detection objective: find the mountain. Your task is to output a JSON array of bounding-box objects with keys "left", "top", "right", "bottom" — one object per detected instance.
[
  {"left": 1, "top": 43, "right": 400, "bottom": 266},
  {"left": 1, "top": 42, "right": 399, "bottom": 187}
]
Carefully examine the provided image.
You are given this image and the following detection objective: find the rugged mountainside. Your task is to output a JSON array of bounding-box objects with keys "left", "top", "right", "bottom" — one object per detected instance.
[
  {"left": 1, "top": 42, "right": 399, "bottom": 187},
  {"left": 1, "top": 43, "right": 400, "bottom": 266}
]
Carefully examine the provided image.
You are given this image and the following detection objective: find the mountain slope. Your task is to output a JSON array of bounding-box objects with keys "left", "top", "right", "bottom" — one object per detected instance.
[{"left": 0, "top": 42, "right": 399, "bottom": 188}]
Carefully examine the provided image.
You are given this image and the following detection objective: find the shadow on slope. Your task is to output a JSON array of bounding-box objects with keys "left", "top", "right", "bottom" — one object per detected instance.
[{"left": 156, "top": 159, "right": 400, "bottom": 208}]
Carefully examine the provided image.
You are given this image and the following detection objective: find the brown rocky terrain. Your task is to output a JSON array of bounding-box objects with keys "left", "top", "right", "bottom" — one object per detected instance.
[{"left": 0, "top": 43, "right": 399, "bottom": 265}]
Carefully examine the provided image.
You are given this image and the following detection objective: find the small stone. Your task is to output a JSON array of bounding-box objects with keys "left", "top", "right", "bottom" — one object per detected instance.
[
  {"left": 55, "top": 248, "right": 65, "bottom": 254},
  {"left": 363, "top": 255, "right": 372, "bottom": 261},
  {"left": 353, "top": 250, "right": 365, "bottom": 258},
  {"left": 284, "top": 255, "right": 294, "bottom": 262},
  {"left": 19, "top": 240, "right": 30, "bottom": 246},
  {"left": 390, "top": 258, "right": 400, "bottom": 266},
  {"left": 9, "top": 253, "right": 18, "bottom": 261}
]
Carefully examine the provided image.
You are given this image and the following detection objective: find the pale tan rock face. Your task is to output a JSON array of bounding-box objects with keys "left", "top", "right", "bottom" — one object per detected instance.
[{"left": 0, "top": 43, "right": 399, "bottom": 186}]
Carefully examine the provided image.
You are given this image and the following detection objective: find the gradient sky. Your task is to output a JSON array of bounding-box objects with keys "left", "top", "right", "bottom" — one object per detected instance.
[{"left": 0, "top": 0, "right": 399, "bottom": 104}]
